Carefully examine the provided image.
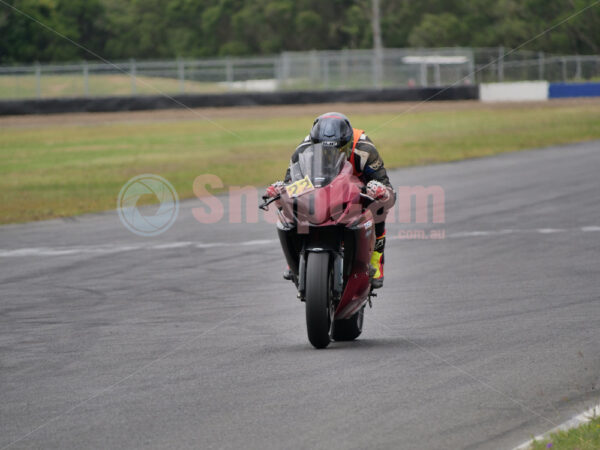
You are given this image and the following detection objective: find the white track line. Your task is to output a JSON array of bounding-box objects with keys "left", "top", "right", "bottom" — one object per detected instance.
[
  {"left": 536, "top": 228, "right": 566, "bottom": 234},
  {"left": 513, "top": 404, "right": 600, "bottom": 449},
  {"left": 445, "top": 229, "right": 515, "bottom": 238},
  {"left": 581, "top": 226, "right": 600, "bottom": 232},
  {"left": 1, "top": 225, "right": 599, "bottom": 258},
  {"left": 0, "top": 240, "right": 277, "bottom": 258}
]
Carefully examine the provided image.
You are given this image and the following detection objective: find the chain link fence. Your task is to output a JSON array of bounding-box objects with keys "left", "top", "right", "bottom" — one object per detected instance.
[{"left": 0, "top": 47, "right": 598, "bottom": 100}]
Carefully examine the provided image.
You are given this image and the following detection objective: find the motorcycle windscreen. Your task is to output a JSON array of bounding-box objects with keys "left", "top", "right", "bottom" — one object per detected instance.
[{"left": 289, "top": 143, "right": 345, "bottom": 188}]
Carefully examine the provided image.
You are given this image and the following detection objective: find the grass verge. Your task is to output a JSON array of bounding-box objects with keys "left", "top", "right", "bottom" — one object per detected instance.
[
  {"left": 0, "top": 74, "right": 227, "bottom": 99},
  {"left": 1, "top": 100, "right": 600, "bottom": 224},
  {"left": 529, "top": 416, "right": 600, "bottom": 450}
]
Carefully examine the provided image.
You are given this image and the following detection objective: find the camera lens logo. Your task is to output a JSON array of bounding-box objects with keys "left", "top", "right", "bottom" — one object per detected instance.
[{"left": 117, "top": 174, "right": 179, "bottom": 237}]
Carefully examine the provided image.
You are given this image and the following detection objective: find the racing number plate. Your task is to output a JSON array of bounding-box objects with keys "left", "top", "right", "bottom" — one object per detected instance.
[{"left": 285, "top": 176, "right": 315, "bottom": 198}]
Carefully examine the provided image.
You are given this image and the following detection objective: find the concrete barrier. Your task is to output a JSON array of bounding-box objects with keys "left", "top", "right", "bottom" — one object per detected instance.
[
  {"left": 480, "top": 81, "right": 549, "bottom": 102},
  {"left": 0, "top": 86, "right": 479, "bottom": 116}
]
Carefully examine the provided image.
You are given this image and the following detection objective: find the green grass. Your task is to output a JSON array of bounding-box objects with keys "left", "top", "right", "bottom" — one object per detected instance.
[
  {"left": 1, "top": 101, "right": 600, "bottom": 224},
  {"left": 0, "top": 74, "right": 227, "bottom": 99},
  {"left": 529, "top": 416, "right": 600, "bottom": 450}
]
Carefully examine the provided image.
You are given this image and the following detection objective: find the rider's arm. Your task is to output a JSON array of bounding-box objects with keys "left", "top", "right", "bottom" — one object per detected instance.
[{"left": 357, "top": 136, "right": 393, "bottom": 190}]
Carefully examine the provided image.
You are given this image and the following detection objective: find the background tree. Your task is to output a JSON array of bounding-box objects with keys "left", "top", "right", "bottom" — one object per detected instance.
[{"left": 0, "top": 0, "right": 598, "bottom": 63}]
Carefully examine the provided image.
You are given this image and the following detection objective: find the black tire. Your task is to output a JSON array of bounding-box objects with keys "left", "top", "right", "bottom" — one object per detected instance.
[
  {"left": 332, "top": 307, "right": 364, "bottom": 341},
  {"left": 305, "top": 252, "right": 332, "bottom": 349}
]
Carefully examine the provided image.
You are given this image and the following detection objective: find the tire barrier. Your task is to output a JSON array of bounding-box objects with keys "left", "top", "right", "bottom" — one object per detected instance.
[{"left": 0, "top": 86, "right": 479, "bottom": 116}]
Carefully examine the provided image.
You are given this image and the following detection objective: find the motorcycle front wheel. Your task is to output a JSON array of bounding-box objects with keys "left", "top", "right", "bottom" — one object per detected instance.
[{"left": 305, "top": 252, "right": 332, "bottom": 349}]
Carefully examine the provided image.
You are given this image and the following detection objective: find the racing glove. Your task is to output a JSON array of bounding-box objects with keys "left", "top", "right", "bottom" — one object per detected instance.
[
  {"left": 265, "top": 181, "right": 285, "bottom": 198},
  {"left": 366, "top": 180, "right": 391, "bottom": 202}
]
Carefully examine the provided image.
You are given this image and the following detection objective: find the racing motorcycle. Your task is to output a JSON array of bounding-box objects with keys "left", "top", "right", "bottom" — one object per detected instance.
[{"left": 260, "top": 143, "right": 384, "bottom": 349}]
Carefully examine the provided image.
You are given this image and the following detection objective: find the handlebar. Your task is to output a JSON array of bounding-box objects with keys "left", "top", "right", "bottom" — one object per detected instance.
[
  {"left": 260, "top": 185, "right": 378, "bottom": 211},
  {"left": 259, "top": 195, "right": 280, "bottom": 211},
  {"left": 360, "top": 192, "right": 376, "bottom": 203},
  {"left": 359, "top": 192, "right": 377, "bottom": 209}
]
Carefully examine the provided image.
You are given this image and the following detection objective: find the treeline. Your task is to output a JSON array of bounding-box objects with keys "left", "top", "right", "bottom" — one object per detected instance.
[{"left": 1, "top": 0, "right": 598, "bottom": 64}]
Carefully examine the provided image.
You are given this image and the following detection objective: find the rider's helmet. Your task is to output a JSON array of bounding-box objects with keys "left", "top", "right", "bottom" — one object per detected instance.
[{"left": 310, "top": 112, "right": 354, "bottom": 158}]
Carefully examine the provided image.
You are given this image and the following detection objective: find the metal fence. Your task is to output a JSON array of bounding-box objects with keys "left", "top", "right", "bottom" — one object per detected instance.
[
  {"left": 472, "top": 47, "right": 600, "bottom": 83},
  {"left": 0, "top": 47, "right": 598, "bottom": 100}
]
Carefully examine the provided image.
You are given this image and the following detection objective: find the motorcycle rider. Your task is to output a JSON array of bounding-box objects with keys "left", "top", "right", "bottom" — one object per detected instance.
[{"left": 266, "top": 112, "right": 395, "bottom": 289}]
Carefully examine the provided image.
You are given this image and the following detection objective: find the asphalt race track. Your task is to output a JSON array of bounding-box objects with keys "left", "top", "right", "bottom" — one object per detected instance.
[{"left": 1, "top": 141, "right": 599, "bottom": 450}]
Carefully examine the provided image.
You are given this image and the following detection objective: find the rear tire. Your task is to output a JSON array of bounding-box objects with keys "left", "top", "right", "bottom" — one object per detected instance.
[
  {"left": 305, "top": 252, "right": 332, "bottom": 349},
  {"left": 332, "top": 307, "right": 364, "bottom": 341}
]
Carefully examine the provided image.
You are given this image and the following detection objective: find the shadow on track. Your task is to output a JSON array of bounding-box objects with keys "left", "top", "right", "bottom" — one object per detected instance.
[{"left": 275, "top": 335, "right": 446, "bottom": 352}]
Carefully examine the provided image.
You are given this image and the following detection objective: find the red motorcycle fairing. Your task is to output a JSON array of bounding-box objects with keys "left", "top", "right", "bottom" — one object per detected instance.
[
  {"left": 276, "top": 161, "right": 376, "bottom": 320},
  {"left": 278, "top": 163, "right": 365, "bottom": 228},
  {"left": 334, "top": 217, "right": 374, "bottom": 320}
]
